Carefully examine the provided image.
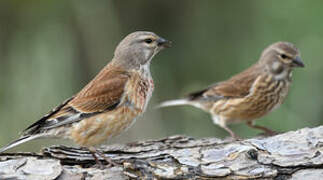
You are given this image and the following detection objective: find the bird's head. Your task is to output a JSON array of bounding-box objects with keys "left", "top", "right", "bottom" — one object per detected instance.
[
  {"left": 113, "top": 31, "right": 171, "bottom": 69},
  {"left": 260, "top": 42, "right": 304, "bottom": 80}
]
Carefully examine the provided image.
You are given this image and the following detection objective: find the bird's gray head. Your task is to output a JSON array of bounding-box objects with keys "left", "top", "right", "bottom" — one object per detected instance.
[
  {"left": 113, "top": 31, "right": 171, "bottom": 70},
  {"left": 259, "top": 42, "right": 304, "bottom": 80}
]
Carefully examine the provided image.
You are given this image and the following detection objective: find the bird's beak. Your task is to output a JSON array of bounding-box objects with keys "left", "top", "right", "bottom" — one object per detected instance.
[
  {"left": 157, "top": 37, "right": 172, "bottom": 48},
  {"left": 292, "top": 56, "right": 305, "bottom": 68}
]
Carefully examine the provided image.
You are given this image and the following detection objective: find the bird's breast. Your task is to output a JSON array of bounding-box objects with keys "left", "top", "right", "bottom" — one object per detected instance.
[
  {"left": 127, "top": 72, "right": 154, "bottom": 112},
  {"left": 213, "top": 74, "right": 290, "bottom": 122}
]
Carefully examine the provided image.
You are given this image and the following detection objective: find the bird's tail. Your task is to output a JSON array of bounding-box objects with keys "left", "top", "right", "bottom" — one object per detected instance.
[
  {"left": 156, "top": 99, "right": 192, "bottom": 108},
  {"left": 0, "top": 134, "right": 44, "bottom": 153}
]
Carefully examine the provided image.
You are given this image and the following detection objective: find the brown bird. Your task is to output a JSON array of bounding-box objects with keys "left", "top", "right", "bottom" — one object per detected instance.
[
  {"left": 0, "top": 31, "right": 171, "bottom": 166},
  {"left": 158, "top": 42, "right": 304, "bottom": 138}
]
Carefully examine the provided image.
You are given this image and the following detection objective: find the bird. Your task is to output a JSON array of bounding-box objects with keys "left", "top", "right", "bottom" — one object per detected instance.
[
  {"left": 158, "top": 42, "right": 304, "bottom": 138},
  {"left": 0, "top": 31, "right": 171, "bottom": 166}
]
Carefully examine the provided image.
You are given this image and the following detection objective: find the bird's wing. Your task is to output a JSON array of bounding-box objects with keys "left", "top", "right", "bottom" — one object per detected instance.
[
  {"left": 23, "top": 96, "right": 75, "bottom": 135},
  {"left": 68, "top": 68, "right": 130, "bottom": 113},
  {"left": 188, "top": 64, "right": 261, "bottom": 101},
  {"left": 23, "top": 66, "right": 130, "bottom": 135}
]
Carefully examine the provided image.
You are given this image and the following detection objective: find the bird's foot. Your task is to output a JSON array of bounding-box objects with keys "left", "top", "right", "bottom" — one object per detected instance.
[
  {"left": 259, "top": 130, "right": 280, "bottom": 137},
  {"left": 95, "top": 150, "right": 118, "bottom": 168},
  {"left": 89, "top": 147, "right": 118, "bottom": 169},
  {"left": 223, "top": 134, "right": 243, "bottom": 141},
  {"left": 92, "top": 160, "right": 106, "bottom": 170}
]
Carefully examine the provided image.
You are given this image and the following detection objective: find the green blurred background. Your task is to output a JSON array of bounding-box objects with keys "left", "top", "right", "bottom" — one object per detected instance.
[{"left": 0, "top": 0, "right": 321, "bottom": 152}]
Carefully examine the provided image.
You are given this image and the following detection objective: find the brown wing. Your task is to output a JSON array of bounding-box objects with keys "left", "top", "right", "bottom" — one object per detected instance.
[
  {"left": 68, "top": 66, "right": 130, "bottom": 113},
  {"left": 189, "top": 63, "right": 261, "bottom": 100},
  {"left": 23, "top": 64, "right": 130, "bottom": 135}
]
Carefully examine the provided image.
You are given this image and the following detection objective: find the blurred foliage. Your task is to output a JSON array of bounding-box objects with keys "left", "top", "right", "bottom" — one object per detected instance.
[{"left": 0, "top": 0, "right": 322, "bottom": 152}]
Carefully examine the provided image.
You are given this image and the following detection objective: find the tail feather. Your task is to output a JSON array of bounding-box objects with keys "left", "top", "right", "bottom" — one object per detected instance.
[
  {"left": 156, "top": 99, "right": 191, "bottom": 108},
  {"left": 0, "top": 135, "right": 44, "bottom": 153}
]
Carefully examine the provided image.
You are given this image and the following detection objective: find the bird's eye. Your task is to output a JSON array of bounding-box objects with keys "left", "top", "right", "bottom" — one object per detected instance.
[
  {"left": 280, "top": 54, "right": 288, "bottom": 59},
  {"left": 144, "top": 38, "right": 153, "bottom": 44}
]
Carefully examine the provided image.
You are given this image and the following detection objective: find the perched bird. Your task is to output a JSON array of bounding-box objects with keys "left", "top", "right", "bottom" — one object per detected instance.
[
  {"left": 158, "top": 42, "right": 304, "bottom": 138},
  {"left": 0, "top": 31, "right": 171, "bottom": 166}
]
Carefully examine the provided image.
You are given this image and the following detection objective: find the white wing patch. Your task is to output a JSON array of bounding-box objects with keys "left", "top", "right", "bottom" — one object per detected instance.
[{"left": 43, "top": 113, "right": 81, "bottom": 130}]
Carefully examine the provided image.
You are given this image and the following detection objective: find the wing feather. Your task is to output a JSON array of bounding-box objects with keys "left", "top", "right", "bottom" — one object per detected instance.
[
  {"left": 23, "top": 65, "right": 130, "bottom": 135},
  {"left": 69, "top": 68, "right": 129, "bottom": 113},
  {"left": 189, "top": 63, "right": 261, "bottom": 101}
]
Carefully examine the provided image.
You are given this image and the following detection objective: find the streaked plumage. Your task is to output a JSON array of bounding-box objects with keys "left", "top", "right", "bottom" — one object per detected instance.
[
  {"left": 0, "top": 31, "right": 171, "bottom": 166},
  {"left": 158, "top": 42, "right": 304, "bottom": 138}
]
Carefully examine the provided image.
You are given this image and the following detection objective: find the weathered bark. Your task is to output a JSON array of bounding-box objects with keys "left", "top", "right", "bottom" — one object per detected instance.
[{"left": 1, "top": 126, "right": 323, "bottom": 179}]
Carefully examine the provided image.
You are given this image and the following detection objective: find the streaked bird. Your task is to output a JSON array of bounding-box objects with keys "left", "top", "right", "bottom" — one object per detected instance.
[
  {"left": 158, "top": 42, "right": 304, "bottom": 138},
  {"left": 0, "top": 31, "right": 171, "bottom": 166}
]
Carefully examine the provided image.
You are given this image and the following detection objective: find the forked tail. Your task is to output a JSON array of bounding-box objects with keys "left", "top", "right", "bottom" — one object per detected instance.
[
  {"left": 156, "top": 99, "right": 191, "bottom": 108},
  {"left": 0, "top": 134, "right": 43, "bottom": 153}
]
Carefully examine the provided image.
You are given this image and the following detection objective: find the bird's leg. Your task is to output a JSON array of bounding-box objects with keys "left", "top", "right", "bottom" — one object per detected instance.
[
  {"left": 95, "top": 149, "right": 118, "bottom": 167},
  {"left": 89, "top": 149, "right": 105, "bottom": 169},
  {"left": 222, "top": 125, "right": 240, "bottom": 140},
  {"left": 246, "top": 121, "right": 276, "bottom": 136},
  {"left": 212, "top": 116, "right": 240, "bottom": 140},
  {"left": 88, "top": 147, "right": 117, "bottom": 169}
]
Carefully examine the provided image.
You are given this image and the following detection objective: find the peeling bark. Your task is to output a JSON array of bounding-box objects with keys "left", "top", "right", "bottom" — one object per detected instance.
[{"left": 1, "top": 126, "right": 323, "bottom": 179}]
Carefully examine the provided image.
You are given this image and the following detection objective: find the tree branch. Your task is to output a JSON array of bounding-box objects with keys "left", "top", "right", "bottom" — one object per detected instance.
[{"left": 1, "top": 126, "right": 323, "bottom": 179}]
